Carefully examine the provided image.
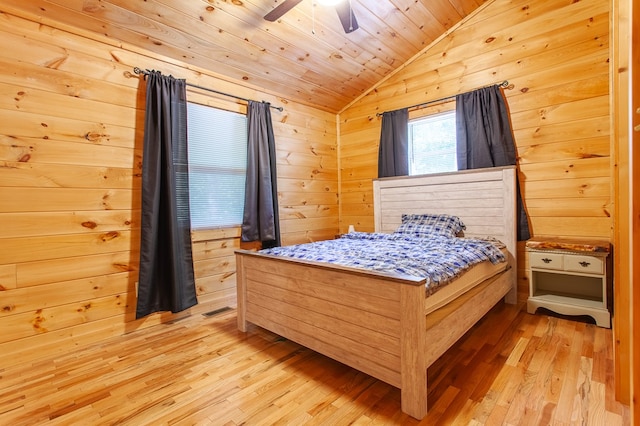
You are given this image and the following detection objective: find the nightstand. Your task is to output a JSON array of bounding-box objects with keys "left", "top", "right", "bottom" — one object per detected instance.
[{"left": 526, "top": 238, "right": 611, "bottom": 328}]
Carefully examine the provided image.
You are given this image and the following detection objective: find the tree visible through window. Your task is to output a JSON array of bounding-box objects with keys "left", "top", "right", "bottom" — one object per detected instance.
[
  {"left": 186, "top": 102, "right": 247, "bottom": 229},
  {"left": 408, "top": 110, "right": 457, "bottom": 175}
]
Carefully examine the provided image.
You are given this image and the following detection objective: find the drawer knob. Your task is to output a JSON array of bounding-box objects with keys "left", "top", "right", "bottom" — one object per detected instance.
[
  {"left": 542, "top": 258, "right": 552, "bottom": 263},
  {"left": 579, "top": 261, "right": 591, "bottom": 267}
]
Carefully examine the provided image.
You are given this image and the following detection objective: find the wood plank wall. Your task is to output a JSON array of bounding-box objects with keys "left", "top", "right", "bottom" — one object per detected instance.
[
  {"left": 611, "top": 0, "right": 631, "bottom": 405},
  {"left": 632, "top": 0, "right": 640, "bottom": 411},
  {"left": 338, "top": 0, "right": 611, "bottom": 304},
  {"left": 0, "top": 10, "right": 337, "bottom": 368},
  {"left": 611, "top": 0, "right": 638, "bottom": 408},
  {"left": 632, "top": 0, "right": 640, "bottom": 414}
]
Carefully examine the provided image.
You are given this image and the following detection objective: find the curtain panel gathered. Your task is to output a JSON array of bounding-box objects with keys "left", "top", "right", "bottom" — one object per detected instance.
[
  {"left": 378, "top": 108, "right": 409, "bottom": 178},
  {"left": 456, "top": 85, "right": 531, "bottom": 241},
  {"left": 241, "top": 101, "right": 281, "bottom": 248},
  {"left": 136, "top": 71, "right": 198, "bottom": 319}
]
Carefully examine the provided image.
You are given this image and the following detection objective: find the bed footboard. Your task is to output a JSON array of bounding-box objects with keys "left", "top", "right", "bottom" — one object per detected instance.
[{"left": 236, "top": 251, "right": 427, "bottom": 393}]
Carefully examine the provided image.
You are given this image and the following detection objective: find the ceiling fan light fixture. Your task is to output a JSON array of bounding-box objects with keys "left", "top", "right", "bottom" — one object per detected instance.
[{"left": 265, "top": 0, "right": 358, "bottom": 34}]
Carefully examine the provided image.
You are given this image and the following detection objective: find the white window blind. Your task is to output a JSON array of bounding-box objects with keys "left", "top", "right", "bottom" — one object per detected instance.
[
  {"left": 409, "top": 110, "right": 457, "bottom": 175},
  {"left": 186, "top": 103, "right": 247, "bottom": 229}
]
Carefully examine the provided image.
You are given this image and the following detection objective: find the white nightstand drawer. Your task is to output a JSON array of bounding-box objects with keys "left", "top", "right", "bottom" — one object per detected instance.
[
  {"left": 529, "top": 252, "right": 563, "bottom": 270},
  {"left": 564, "top": 255, "right": 603, "bottom": 274}
]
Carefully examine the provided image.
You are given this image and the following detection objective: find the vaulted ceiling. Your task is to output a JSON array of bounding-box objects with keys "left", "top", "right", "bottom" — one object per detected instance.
[{"left": 2, "top": 0, "right": 488, "bottom": 112}]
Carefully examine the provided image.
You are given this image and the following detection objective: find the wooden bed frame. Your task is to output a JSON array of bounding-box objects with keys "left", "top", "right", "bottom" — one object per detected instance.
[{"left": 235, "top": 166, "right": 517, "bottom": 419}]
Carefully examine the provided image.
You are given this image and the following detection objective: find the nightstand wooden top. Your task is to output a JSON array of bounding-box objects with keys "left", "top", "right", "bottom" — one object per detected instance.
[{"left": 525, "top": 237, "right": 611, "bottom": 253}]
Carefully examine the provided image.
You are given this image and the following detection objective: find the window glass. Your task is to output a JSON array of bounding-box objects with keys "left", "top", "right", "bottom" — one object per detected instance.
[
  {"left": 408, "top": 110, "right": 457, "bottom": 175},
  {"left": 186, "top": 103, "right": 247, "bottom": 229}
]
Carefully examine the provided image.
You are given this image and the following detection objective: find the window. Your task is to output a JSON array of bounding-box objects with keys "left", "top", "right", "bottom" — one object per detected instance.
[
  {"left": 408, "top": 110, "right": 457, "bottom": 175},
  {"left": 186, "top": 102, "right": 247, "bottom": 229}
]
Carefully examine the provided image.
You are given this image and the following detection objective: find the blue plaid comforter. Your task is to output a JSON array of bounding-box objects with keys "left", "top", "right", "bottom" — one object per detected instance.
[{"left": 260, "top": 232, "right": 506, "bottom": 294}]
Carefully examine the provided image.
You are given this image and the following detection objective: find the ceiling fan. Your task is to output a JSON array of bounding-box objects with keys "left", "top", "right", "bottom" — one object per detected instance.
[{"left": 264, "top": 0, "right": 359, "bottom": 34}]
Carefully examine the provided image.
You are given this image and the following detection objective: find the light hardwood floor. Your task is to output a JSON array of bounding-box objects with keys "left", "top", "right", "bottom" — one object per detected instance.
[{"left": 0, "top": 302, "right": 629, "bottom": 425}]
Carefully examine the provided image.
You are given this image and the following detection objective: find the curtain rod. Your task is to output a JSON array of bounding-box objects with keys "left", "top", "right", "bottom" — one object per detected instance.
[
  {"left": 375, "top": 80, "right": 510, "bottom": 117},
  {"left": 133, "top": 67, "right": 284, "bottom": 112}
]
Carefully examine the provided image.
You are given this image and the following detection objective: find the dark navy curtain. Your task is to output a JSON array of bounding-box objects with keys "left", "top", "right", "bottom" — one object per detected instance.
[
  {"left": 136, "top": 71, "right": 198, "bottom": 319},
  {"left": 378, "top": 108, "right": 409, "bottom": 178},
  {"left": 241, "top": 101, "right": 281, "bottom": 248},
  {"left": 456, "top": 85, "right": 531, "bottom": 240}
]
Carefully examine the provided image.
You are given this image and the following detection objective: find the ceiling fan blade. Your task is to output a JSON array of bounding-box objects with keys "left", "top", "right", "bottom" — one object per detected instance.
[
  {"left": 335, "top": 1, "right": 359, "bottom": 33},
  {"left": 264, "top": 0, "right": 304, "bottom": 22}
]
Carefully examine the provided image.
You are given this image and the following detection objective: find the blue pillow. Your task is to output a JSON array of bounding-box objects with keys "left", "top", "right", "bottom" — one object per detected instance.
[{"left": 396, "top": 213, "right": 466, "bottom": 238}]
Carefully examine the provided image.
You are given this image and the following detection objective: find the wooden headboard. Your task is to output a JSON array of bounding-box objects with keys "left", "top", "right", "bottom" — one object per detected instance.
[{"left": 373, "top": 166, "right": 517, "bottom": 303}]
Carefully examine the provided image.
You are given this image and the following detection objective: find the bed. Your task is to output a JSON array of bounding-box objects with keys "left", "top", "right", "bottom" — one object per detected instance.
[{"left": 235, "top": 166, "right": 517, "bottom": 419}]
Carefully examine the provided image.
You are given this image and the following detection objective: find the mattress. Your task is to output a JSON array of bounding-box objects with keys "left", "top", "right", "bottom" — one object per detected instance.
[
  {"left": 424, "top": 247, "right": 509, "bottom": 315},
  {"left": 259, "top": 231, "right": 506, "bottom": 296}
]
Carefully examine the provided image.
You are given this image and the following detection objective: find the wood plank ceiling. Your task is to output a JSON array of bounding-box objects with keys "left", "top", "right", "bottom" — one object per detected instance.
[{"left": 1, "top": 0, "right": 488, "bottom": 112}]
